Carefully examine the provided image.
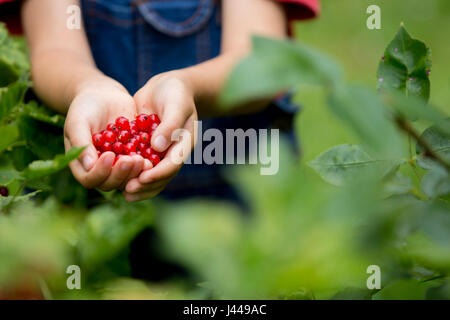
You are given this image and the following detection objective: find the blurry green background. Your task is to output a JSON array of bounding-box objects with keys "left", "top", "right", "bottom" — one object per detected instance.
[
  {"left": 294, "top": 0, "right": 450, "bottom": 162},
  {"left": 1, "top": 0, "right": 449, "bottom": 300}
]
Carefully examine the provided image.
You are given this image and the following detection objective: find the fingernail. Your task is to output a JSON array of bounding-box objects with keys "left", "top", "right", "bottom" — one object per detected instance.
[
  {"left": 82, "top": 155, "right": 94, "bottom": 171},
  {"left": 153, "top": 135, "right": 169, "bottom": 151}
]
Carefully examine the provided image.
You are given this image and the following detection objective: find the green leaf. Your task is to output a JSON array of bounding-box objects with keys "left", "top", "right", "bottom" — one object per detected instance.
[
  {"left": 416, "top": 122, "right": 450, "bottom": 170},
  {"left": 328, "top": 85, "right": 406, "bottom": 158},
  {"left": 372, "top": 279, "right": 428, "bottom": 300},
  {"left": 383, "top": 172, "right": 413, "bottom": 195},
  {"left": 0, "top": 124, "right": 19, "bottom": 154},
  {"left": 0, "top": 169, "right": 23, "bottom": 185},
  {"left": 309, "top": 144, "right": 401, "bottom": 186},
  {"left": 0, "top": 190, "right": 41, "bottom": 211},
  {"left": 0, "top": 81, "right": 29, "bottom": 123},
  {"left": 385, "top": 92, "right": 449, "bottom": 136},
  {"left": 20, "top": 101, "right": 65, "bottom": 127},
  {"left": 377, "top": 25, "right": 431, "bottom": 102},
  {"left": 17, "top": 117, "right": 65, "bottom": 159},
  {"left": 77, "top": 202, "right": 154, "bottom": 270},
  {"left": 220, "top": 36, "right": 342, "bottom": 108},
  {"left": 0, "top": 25, "right": 30, "bottom": 87},
  {"left": 421, "top": 165, "right": 450, "bottom": 199},
  {"left": 22, "top": 147, "right": 84, "bottom": 180}
]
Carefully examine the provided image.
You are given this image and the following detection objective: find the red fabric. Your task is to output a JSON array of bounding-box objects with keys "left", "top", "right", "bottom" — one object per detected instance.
[
  {"left": 0, "top": 0, "right": 22, "bottom": 35},
  {"left": 276, "top": 0, "right": 320, "bottom": 21}
]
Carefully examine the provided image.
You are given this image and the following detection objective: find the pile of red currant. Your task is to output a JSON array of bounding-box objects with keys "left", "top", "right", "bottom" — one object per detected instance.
[{"left": 92, "top": 114, "right": 164, "bottom": 166}]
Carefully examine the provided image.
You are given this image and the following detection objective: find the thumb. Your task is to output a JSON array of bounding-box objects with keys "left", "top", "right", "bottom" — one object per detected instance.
[
  {"left": 65, "top": 120, "right": 98, "bottom": 171},
  {"left": 151, "top": 105, "right": 190, "bottom": 153}
]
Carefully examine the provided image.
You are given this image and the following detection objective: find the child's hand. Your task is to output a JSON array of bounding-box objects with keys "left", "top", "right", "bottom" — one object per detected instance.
[
  {"left": 64, "top": 83, "right": 145, "bottom": 191},
  {"left": 123, "top": 73, "right": 197, "bottom": 201}
]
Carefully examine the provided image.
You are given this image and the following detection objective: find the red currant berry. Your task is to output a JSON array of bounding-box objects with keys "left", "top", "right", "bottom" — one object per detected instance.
[
  {"left": 106, "top": 123, "right": 118, "bottom": 132},
  {"left": 149, "top": 154, "right": 160, "bottom": 166},
  {"left": 103, "top": 130, "right": 117, "bottom": 143},
  {"left": 137, "top": 142, "right": 146, "bottom": 152},
  {"left": 117, "top": 130, "right": 131, "bottom": 144},
  {"left": 0, "top": 186, "right": 9, "bottom": 197},
  {"left": 139, "top": 132, "right": 150, "bottom": 145},
  {"left": 124, "top": 142, "right": 136, "bottom": 154},
  {"left": 136, "top": 114, "right": 152, "bottom": 131},
  {"left": 102, "top": 142, "right": 113, "bottom": 152},
  {"left": 130, "top": 120, "right": 138, "bottom": 131},
  {"left": 129, "top": 137, "right": 139, "bottom": 147},
  {"left": 149, "top": 114, "right": 161, "bottom": 125},
  {"left": 150, "top": 122, "right": 159, "bottom": 130},
  {"left": 97, "top": 150, "right": 101, "bottom": 156},
  {"left": 112, "top": 142, "right": 124, "bottom": 154},
  {"left": 92, "top": 133, "right": 104, "bottom": 148},
  {"left": 142, "top": 147, "right": 152, "bottom": 159},
  {"left": 115, "top": 116, "right": 130, "bottom": 131}
]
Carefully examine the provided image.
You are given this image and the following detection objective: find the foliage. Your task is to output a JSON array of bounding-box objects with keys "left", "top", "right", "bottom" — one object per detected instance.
[
  {"left": 155, "top": 25, "right": 450, "bottom": 299},
  {"left": 0, "top": 21, "right": 449, "bottom": 300},
  {"left": 0, "top": 23, "right": 156, "bottom": 299}
]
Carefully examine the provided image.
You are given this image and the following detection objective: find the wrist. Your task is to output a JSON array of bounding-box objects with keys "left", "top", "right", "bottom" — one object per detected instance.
[{"left": 68, "top": 70, "right": 128, "bottom": 103}]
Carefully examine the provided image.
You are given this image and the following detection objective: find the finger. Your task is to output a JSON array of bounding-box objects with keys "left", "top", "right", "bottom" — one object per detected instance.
[
  {"left": 98, "top": 156, "right": 135, "bottom": 191},
  {"left": 64, "top": 117, "right": 98, "bottom": 171},
  {"left": 151, "top": 103, "right": 192, "bottom": 152},
  {"left": 125, "top": 175, "right": 173, "bottom": 194},
  {"left": 139, "top": 116, "right": 194, "bottom": 184},
  {"left": 123, "top": 187, "right": 165, "bottom": 202},
  {"left": 68, "top": 149, "right": 115, "bottom": 189},
  {"left": 126, "top": 155, "right": 145, "bottom": 180}
]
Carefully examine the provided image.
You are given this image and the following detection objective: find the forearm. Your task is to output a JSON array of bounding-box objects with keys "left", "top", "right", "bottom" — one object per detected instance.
[
  {"left": 176, "top": 0, "right": 288, "bottom": 117},
  {"left": 30, "top": 49, "right": 117, "bottom": 113},
  {"left": 22, "top": 0, "right": 126, "bottom": 114},
  {"left": 179, "top": 53, "right": 247, "bottom": 117}
]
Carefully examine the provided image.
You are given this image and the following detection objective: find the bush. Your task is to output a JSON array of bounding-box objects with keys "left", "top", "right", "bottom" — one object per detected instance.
[{"left": 0, "top": 23, "right": 449, "bottom": 299}]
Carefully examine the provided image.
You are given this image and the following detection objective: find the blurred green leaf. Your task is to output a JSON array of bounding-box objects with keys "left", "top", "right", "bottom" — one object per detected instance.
[
  {"left": 0, "top": 190, "right": 41, "bottom": 211},
  {"left": 0, "top": 124, "right": 19, "bottom": 154},
  {"left": 328, "top": 85, "right": 406, "bottom": 158},
  {"left": 0, "top": 24, "right": 30, "bottom": 87},
  {"left": 21, "top": 101, "right": 65, "bottom": 127},
  {"left": 373, "top": 279, "right": 428, "bottom": 300},
  {"left": 22, "top": 147, "right": 84, "bottom": 180},
  {"left": 309, "top": 144, "right": 402, "bottom": 186},
  {"left": 0, "top": 169, "right": 23, "bottom": 185},
  {"left": 18, "top": 117, "right": 64, "bottom": 159},
  {"left": 416, "top": 122, "right": 450, "bottom": 170},
  {"left": 377, "top": 25, "right": 431, "bottom": 102},
  {"left": 77, "top": 202, "right": 154, "bottom": 271},
  {"left": 220, "top": 36, "right": 341, "bottom": 108},
  {"left": 420, "top": 165, "right": 450, "bottom": 199},
  {"left": 0, "top": 81, "right": 29, "bottom": 123},
  {"left": 383, "top": 172, "right": 413, "bottom": 195},
  {"left": 385, "top": 93, "right": 449, "bottom": 136}
]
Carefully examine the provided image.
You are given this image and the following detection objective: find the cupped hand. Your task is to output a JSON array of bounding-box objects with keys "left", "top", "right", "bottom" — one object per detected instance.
[
  {"left": 64, "top": 81, "right": 145, "bottom": 191},
  {"left": 123, "top": 72, "right": 197, "bottom": 201}
]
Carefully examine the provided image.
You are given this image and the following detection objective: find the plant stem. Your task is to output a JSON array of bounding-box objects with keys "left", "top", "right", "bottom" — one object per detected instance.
[{"left": 395, "top": 117, "right": 450, "bottom": 171}]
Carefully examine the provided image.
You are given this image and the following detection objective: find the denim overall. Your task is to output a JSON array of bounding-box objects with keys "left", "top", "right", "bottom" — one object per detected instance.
[{"left": 80, "top": 0, "right": 300, "bottom": 208}]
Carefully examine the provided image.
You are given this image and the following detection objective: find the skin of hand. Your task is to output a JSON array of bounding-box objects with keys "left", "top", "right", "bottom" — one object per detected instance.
[
  {"left": 64, "top": 80, "right": 150, "bottom": 191},
  {"left": 122, "top": 72, "right": 197, "bottom": 202}
]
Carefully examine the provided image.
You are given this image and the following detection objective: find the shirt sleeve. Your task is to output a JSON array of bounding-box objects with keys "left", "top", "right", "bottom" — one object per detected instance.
[
  {"left": 0, "top": 0, "right": 22, "bottom": 35},
  {"left": 276, "top": 0, "right": 320, "bottom": 21}
]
